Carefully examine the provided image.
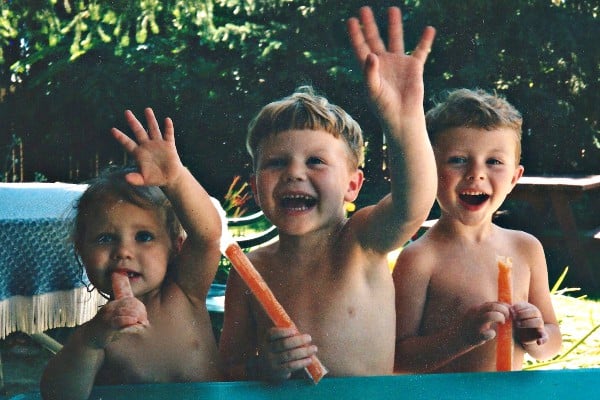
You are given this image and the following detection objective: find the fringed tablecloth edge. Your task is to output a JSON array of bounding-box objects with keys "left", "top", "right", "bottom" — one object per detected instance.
[{"left": 0, "top": 287, "right": 107, "bottom": 339}]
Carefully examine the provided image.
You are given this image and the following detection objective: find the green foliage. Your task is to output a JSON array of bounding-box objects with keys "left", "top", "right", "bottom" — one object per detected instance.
[{"left": 0, "top": 0, "right": 598, "bottom": 193}]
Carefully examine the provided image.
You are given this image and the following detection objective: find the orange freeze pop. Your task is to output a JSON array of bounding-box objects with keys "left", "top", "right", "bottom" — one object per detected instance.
[
  {"left": 111, "top": 271, "right": 134, "bottom": 299},
  {"left": 496, "top": 257, "right": 513, "bottom": 371},
  {"left": 224, "top": 241, "right": 328, "bottom": 384}
]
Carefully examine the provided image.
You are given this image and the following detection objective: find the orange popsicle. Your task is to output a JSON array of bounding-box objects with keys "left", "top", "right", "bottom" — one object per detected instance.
[
  {"left": 111, "top": 272, "right": 149, "bottom": 329},
  {"left": 224, "top": 241, "right": 328, "bottom": 384},
  {"left": 496, "top": 256, "right": 513, "bottom": 371},
  {"left": 111, "top": 271, "right": 134, "bottom": 299}
]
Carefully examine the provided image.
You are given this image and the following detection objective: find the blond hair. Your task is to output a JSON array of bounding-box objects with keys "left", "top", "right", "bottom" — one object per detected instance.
[{"left": 246, "top": 86, "right": 364, "bottom": 169}]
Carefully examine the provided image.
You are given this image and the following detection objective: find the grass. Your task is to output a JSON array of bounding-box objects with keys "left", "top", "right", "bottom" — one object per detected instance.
[{"left": 524, "top": 267, "right": 600, "bottom": 370}]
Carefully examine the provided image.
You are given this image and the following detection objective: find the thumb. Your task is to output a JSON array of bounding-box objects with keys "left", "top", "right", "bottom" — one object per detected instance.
[{"left": 111, "top": 272, "right": 134, "bottom": 299}]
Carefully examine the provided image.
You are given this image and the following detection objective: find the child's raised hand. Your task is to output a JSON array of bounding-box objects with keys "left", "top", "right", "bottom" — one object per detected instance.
[
  {"left": 111, "top": 108, "right": 184, "bottom": 187},
  {"left": 459, "top": 302, "right": 511, "bottom": 346},
  {"left": 263, "top": 327, "right": 317, "bottom": 380},
  {"left": 347, "top": 6, "right": 435, "bottom": 127},
  {"left": 511, "top": 302, "right": 549, "bottom": 346}
]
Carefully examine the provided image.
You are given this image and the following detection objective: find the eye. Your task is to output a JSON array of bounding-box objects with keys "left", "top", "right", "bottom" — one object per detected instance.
[
  {"left": 262, "top": 158, "right": 286, "bottom": 169},
  {"left": 136, "top": 231, "right": 155, "bottom": 243},
  {"left": 448, "top": 156, "right": 467, "bottom": 164},
  {"left": 487, "top": 158, "right": 503, "bottom": 165},
  {"left": 307, "top": 156, "right": 324, "bottom": 166},
  {"left": 94, "top": 233, "right": 114, "bottom": 244}
]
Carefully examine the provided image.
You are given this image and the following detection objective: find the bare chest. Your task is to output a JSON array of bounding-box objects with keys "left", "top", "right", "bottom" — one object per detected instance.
[{"left": 97, "top": 301, "right": 220, "bottom": 384}]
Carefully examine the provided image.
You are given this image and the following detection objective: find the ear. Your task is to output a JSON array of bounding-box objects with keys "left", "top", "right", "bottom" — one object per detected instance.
[
  {"left": 509, "top": 165, "right": 525, "bottom": 190},
  {"left": 344, "top": 169, "right": 364, "bottom": 202},
  {"left": 249, "top": 174, "right": 261, "bottom": 208}
]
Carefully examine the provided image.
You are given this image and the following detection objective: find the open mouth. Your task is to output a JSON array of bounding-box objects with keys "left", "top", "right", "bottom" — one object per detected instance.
[
  {"left": 280, "top": 194, "right": 317, "bottom": 211},
  {"left": 459, "top": 191, "right": 490, "bottom": 206}
]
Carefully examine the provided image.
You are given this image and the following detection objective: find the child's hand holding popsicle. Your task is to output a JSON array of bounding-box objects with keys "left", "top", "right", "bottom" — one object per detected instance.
[
  {"left": 263, "top": 327, "right": 319, "bottom": 380},
  {"left": 84, "top": 273, "right": 149, "bottom": 349},
  {"left": 109, "top": 271, "right": 150, "bottom": 331},
  {"left": 511, "top": 302, "right": 549, "bottom": 346}
]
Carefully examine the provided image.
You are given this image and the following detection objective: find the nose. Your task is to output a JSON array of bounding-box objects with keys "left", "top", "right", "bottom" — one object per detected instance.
[
  {"left": 466, "top": 162, "right": 485, "bottom": 181},
  {"left": 283, "top": 159, "right": 306, "bottom": 182},
  {"left": 112, "top": 240, "right": 134, "bottom": 260}
]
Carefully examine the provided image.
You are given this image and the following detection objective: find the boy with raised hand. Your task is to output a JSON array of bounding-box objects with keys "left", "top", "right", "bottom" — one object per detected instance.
[
  {"left": 219, "top": 6, "right": 437, "bottom": 380},
  {"left": 393, "top": 89, "right": 562, "bottom": 373}
]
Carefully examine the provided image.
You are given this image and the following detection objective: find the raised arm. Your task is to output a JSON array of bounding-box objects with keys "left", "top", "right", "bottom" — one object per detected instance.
[
  {"left": 111, "top": 108, "right": 222, "bottom": 300},
  {"left": 347, "top": 7, "right": 437, "bottom": 253}
]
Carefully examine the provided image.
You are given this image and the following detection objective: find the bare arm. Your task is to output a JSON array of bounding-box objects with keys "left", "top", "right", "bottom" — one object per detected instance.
[
  {"left": 347, "top": 7, "right": 437, "bottom": 253},
  {"left": 218, "top": 269, "right": 260, "bottom": 380},
  {"left": 513, "top": 234, "right": 562, "bottom": 360},
  {"left": 111, "top": 108, "right": 222, "bottom": 302}
]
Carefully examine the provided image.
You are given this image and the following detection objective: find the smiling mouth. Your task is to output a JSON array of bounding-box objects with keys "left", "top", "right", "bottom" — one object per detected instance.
[
  {"left": 459, "top": 192, "right": 490, "bottom": 206},
  {"left": 280, "top": 194, "right": 317, "bottom": 211}
]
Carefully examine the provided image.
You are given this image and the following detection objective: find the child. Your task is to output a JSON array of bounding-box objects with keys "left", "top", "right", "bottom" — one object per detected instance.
[
  {"left": 41, "top": 108, "right": 224, "bottom": 399},
  {"left": 393, "top": 88, "right": 562, "bottom": 373},
  {"left": 218, "top": 6, "right": 437, "bottom": 380}
]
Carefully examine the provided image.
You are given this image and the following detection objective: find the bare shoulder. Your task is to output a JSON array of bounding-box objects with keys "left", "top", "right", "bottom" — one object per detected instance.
[
  {"left": 498, "top": 227, "right": 545, "bottom": 257},
  {"left": 393, "top": 233, "right": 438, "bottom": 277},
  {"left": 245, "top": 242, "right": 278, "bottom": 270}
]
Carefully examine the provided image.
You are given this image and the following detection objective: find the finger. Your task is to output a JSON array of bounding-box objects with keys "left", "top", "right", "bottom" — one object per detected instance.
[
  {"left": 359, "top": 6, "right": 386, "bottom": 55},
  {"left": 111, "top": 127, "right": 138, "bottom": 154},
  {"left": 143, "top": 107, "right": 162, "bottom": 140},
  {"left": 347, "top": 17, "right": 369, "bottom": 64},
  {"left": 162, "top": 117, "right": 175, "bottom": 143},
  {"left": 363, "top": 53, "right": 381, "bottom": 98},
  {"left": 111, "top": 315, "right": 141, "bottom": 328},
  {"left": 386, "top": 7, "right": 404, "bottom": 54},
  {"left": 124, "top": 172, "right": 145, "bottom": 187},
  {"left": 277, "top": 355, "right": 314, "bottom": 373},
  {"left": 111, "top": 272, "right": 134, "bottom": 299},
  {"left": 124, "top": 110, "right": 150, "bottom": 143},
  {"left": 411, "top": 26, "right": 436, "bottom": 63},
  {"left": 268, "top": 334, "right": 312, "bottom": 353},
  {"left": 267, "top": 327, "right": 299, "bottom": 341},
  {"left": 479, "top": 328, "right": 497, "bottom": 342}
]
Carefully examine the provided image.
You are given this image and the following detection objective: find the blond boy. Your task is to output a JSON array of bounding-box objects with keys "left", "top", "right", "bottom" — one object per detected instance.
[
  {"left": 219, "top": 6, "right": 437, "bottom": 380},
  {"left": 393, "top": 89, "right": 562, "bottom": 373}
]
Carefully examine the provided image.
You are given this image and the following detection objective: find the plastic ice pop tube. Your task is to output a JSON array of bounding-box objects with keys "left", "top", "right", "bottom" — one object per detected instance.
[
  {"left": 496, "top": 256, "right": 513, "bottom": 371},
  {"left": 221, "top": 238, "right": 328, "bottom": 384}
]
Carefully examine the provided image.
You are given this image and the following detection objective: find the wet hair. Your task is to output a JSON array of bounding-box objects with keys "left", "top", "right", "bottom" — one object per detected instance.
[
  {"left": 426, "top": 88, "right": 523, "bottom": 162},
  {"left": 246, "top": 85, "right": 364, "bottom": 169},
  {"left": 73, "top": 165, "right": 183, "bottom": 259}
]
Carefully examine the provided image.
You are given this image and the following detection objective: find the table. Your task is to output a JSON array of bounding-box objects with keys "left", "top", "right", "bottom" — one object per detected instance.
[
  {"left": 0, "top": 183, "right": 107, "bottom": 339},
  {"left": 508, "top": 175, "right": 600, "bottom": 288},
  {"left": 6, "top": 369, "right": 600, "bottom": 400}
]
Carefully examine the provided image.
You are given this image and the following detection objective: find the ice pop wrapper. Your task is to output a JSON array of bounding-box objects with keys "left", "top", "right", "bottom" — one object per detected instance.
[
  {"left": 496, "top": 256, "right": 513, "bottom": 371},
  {"left": 213, "top": 200, "right": 327, "bottom": 383}
]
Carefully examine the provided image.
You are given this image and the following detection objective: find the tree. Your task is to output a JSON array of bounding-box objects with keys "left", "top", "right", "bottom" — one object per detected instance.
[{"left": 1, "top": 0, "right": 598, "bottom": 194}]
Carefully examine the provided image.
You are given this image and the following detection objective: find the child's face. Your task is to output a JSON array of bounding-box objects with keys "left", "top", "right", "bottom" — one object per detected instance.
[
  {"left": 251, "top": 129, "right": 363, "bottom": 235},
  {"left": 77, "top": 199, "right": 173, "bottom": 299},
  {"left": 433, "top": 126, "right": 524, "bottom": 224}
]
